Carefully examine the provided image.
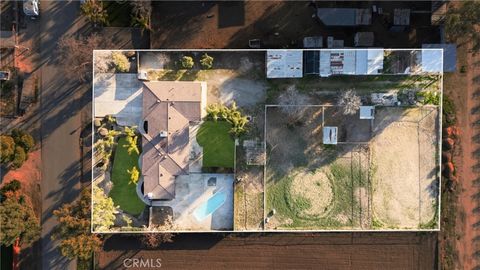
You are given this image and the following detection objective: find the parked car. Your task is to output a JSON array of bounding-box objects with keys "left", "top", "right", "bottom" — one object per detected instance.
[
  {"left": 23, "top": 0, "right": 39, "bottom": 18},
  {"left": 0, "top": 71, "right": 10, "bottom": 81}
]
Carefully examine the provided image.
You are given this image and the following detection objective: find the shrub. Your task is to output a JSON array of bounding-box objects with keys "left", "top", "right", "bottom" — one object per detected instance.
[
  {"left": 200, "top": 53, "right": 214, "bottom": 69},
  {"left": 0, "top": 81, "right": 14, "bottom": 95},
  {"left": 0, "top": 135, "right": 15, "bottom": 163},
  {"left": 416, "top": 91, "right": 440, "bottom": 105},
  {"left": 112, "top": 52, "right": 130, "bottom": 72},
  {"left": 443, "top": 95, "right": 456, "bottom": 126},
  {"left": 80, "top": 0, "right": 108, "bottom": 26},
  {"left": 180, "top": 56, "right": 194, "bottom": 69},
  {"left": 337, "top": 89, "right": 361, "bottom": 115},
  {"left": 11, "top": 129, "right": 26, "bottom": 141},
  {"left": 12, "top": 146, "right": 26, "bottom": 169},
  {"left": 0, "top": 179, "right": 21, "bottom": 196},
  {"left": 18, "top": 134, "right": 35, "bottom": 152},
  {"left": 206, "top": 103, "right": 248, "bottom": 136}
]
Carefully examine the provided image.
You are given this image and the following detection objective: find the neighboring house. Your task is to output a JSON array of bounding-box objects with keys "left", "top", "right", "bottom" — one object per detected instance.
[{"left": 141, "top": 81, "right": 207, "bottom": 200}]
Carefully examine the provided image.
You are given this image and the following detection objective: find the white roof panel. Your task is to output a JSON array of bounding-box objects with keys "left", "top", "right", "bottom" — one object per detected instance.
[
  {"left": 421, "top": 48, "right": 444, "bottom": 73},
  {"left": 266, "top": 50, "right": 303, "bottom": 78}
]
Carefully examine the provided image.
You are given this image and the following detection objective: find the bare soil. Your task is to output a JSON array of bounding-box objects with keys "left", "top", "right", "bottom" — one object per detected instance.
[
  {"left": 97, "top": 232, "right": 438, "bottom": 269},
  {"left": 151, "top": 1, "right": 441, "bottom": 49},
  {"left": 447, "top": 40, "right": 480, "bottom": 269},
  {"left": 371, "top": 107, "right": 439, "bottom": 228},
  {"left": 265, "top": 106, "right": 325, "bottom": 181}
]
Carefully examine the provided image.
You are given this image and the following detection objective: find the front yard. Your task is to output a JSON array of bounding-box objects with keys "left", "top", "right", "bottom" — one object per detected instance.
[
  {"left": 109, "top": 137, "right": 145, "bottom": 216},
  {"left": 196, "top": 121, "right": 235, "bottom": 169}
]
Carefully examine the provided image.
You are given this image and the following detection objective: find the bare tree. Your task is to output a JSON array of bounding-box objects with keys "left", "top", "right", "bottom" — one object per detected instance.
[
  {"left": 277, "top": 85, "right": 311, "bottom": 121},
  {"left": 58, "top": 34, "right": 112, "bottom": 82},
  {"left": 140, "top": 233, "right": 175, "bottom": 248},
  {"left": 337, "top": 89, "right": 361, "bottom": 115},
  {"left": 93, "top": 51, "right": 113, "bottom": 74},
  {"left": 141, "top": 214, "right": 175, "bottom": 248}
]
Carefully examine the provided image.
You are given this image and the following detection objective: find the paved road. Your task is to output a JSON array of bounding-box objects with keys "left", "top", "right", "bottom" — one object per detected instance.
[{"left": 37, "top": 2, "right": 87, "bottom": 269}]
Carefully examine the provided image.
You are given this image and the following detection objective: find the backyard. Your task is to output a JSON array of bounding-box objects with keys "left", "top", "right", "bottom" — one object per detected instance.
[
  {"left": 196, "top": 121, "right": 235, "bottom": 169},
  {"left": 266, "top": 147, "right": 370, "bottom": 230},
  {"left": 109, "top": 137, "right": 145, "bottom": 216}
]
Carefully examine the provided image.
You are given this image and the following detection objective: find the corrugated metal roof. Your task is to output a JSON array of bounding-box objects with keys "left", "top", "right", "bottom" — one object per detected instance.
[
  {"left": 422, "top": 44, "right": 455, "bottom": 72},
  {"left": 266, "top": 50, "right": 303, "bottom": 78}
]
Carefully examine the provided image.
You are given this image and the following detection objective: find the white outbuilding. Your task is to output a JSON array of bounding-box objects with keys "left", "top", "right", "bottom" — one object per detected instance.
[{"left": 266, "top": 50, "right": 303, "bottom": 78}]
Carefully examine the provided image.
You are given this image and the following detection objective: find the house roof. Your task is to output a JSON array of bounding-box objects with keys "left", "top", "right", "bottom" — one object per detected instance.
[
  {"left": 266, "top": 50, "right": 303, "bottom": 78},
  {"left": 142, "top": 81, "right": 203, "bottom": 200},
  {"left": 422, "top": 44, "right": 456, "bottom": 72}
]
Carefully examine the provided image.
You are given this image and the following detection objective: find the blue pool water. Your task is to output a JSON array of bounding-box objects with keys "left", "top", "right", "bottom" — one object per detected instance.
[{"left": 193, "top": 191, "right": 227, "bottom": 221}]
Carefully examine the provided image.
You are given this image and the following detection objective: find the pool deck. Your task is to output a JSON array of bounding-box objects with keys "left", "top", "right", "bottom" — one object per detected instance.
[{"left": 151, "top": 173, "right": 234, "bottom": 231}]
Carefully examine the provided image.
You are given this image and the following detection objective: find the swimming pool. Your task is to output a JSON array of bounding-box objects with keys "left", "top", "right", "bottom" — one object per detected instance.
[{"left": 193, "top": 191, "right": 227, "bottom": 221}]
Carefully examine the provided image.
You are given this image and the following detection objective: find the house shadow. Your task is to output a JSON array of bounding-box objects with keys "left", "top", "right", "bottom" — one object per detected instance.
[
  {"left": 103, "top": 233, "right": 224, "bottom": 251},
  {"left": 218, "top": 1, "right": 245, "bottom": 28}
]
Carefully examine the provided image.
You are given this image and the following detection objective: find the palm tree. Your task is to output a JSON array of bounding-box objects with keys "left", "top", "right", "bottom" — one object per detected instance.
[
  {"left": 123, "top": 126, "right": 137, "bottom": 137},
  {"left": 104, "top": 130, "right": 120, "bottom": 147},
  {"left": 81, "top": 0, "right": 108, "bottom": 26},
  {"left": 123, "top": 136, "right": 139, "bottom": 155},
  {"left": 206, "top": 104, "right": 220, "bottom": 121},
  {"left": 127, "top": 166, "right": 140, "bottom": 185}
]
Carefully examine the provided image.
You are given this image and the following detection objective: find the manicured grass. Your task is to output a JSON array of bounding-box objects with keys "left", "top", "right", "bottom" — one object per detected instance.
[
  {"left": 196, "top": 121, "right": 234, "bottom": 168},
  {"left": 109, "top": 137, "right": 145, "bottom": 216}
]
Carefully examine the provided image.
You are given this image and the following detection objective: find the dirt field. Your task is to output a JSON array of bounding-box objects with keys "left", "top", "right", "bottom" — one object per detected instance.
[
  {"left": 142, "top": 51, "right": 266, "bottom": 109},
  {"left": 150, "top": 1, "right": 441, "bottom": 49},
  {"left": 265, "top": 106, "right": 373, "bottom": 230},
  {"left": 234, "top": 142, "right": 264, "bottom": 231},
  {"left": 97, "top": 232, "right": 438, "bottom": 269},
  {"left": 265, "top": 106, "right": 325, "bottom": 180},
  {"left": 443, "top": 38, "right": 480, "bottom": 269},
  {"left": 371, "top": 107, "right": 439, "bottom": 229}
]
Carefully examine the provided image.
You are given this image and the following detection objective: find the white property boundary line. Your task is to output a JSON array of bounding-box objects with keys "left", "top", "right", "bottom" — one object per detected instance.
[{"left": 91, "top": 48, "right": 443, "bottom": 234}]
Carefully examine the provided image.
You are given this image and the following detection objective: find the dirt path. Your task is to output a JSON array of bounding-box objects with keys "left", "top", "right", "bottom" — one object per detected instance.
[{"left": 454, "top": 43, "right": 480, "bottom": 270}]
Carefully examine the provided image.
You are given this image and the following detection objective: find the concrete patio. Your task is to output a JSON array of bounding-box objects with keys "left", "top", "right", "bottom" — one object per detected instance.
[
  {"left": 151, "top": 173, "right": 234, "bottom": 231},
  {"left": 94, "top": 73, "right": 143, "bottom": 126}
]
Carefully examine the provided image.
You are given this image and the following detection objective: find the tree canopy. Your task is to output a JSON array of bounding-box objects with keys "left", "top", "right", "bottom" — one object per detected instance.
[
  {"left": 92, "top": 186, "right": 117, "bottom": 232},
  {"left": 58, "top": 34, "right": 112, "bottom": 82},
  {"left": 446, "top": 1, "right": 480, "bottom": 52},
  {"left": 0, "top": 181, "right": 40, "bottom": 248},
  {"left": 52, "top": 188, "right": 102, "bottom": 260}
]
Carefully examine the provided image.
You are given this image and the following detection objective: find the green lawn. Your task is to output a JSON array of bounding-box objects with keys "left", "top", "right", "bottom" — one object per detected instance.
[
  {"left": 196, "top": 121, "right": 235, "bottom": 168},
  {"left": 109, "top": 137, "right": 145, "bottom": 216}
]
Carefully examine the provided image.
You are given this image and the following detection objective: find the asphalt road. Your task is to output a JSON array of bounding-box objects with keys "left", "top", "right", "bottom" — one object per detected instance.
[{"left": 37, "top": 2, "right": 87, "bottom": 269}]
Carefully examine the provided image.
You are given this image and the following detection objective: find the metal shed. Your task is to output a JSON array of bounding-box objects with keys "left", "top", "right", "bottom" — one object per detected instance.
[
  {"left": 266, "top": 50, "right": 303, "bottom": 78},
  {"left": 359, "top": 106, "right": 375, "bottom": 119}
]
